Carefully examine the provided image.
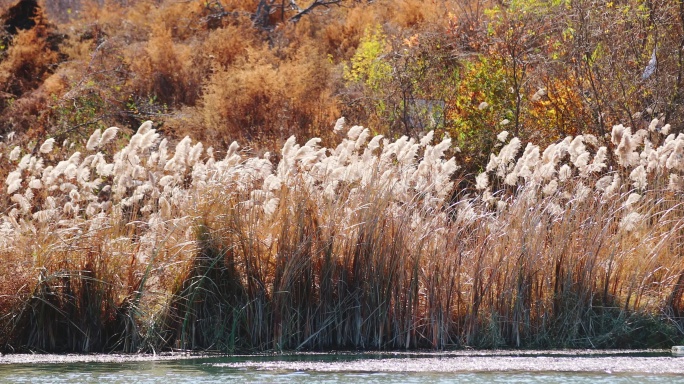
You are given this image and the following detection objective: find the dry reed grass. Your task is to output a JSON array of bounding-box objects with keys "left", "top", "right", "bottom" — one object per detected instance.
[{"left": 0, "top": 119, "right": 682, "bottom": 352}]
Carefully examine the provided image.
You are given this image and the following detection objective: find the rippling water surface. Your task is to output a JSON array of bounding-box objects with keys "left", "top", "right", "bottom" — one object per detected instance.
[{"left": 0, "top": 350, "right": 682, "bottom": 383}]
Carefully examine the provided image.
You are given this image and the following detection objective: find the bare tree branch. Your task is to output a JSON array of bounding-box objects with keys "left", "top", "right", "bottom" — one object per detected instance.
[
  {"left": 289, "top": 0, "right": 344, "bottom": 23},
  {"left": 204, "top": 0, "right": 346, "bottom": 30}
]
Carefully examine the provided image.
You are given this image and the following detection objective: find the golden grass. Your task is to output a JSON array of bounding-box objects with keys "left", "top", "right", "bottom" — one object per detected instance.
[{"left": 0, "top": 120, "right": 682, "bottom": 352}]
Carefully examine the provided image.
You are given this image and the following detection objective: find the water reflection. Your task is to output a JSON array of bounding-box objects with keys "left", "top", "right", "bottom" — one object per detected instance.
[{"left": 0, "top": 351, "right": 682, "bottom": 383}]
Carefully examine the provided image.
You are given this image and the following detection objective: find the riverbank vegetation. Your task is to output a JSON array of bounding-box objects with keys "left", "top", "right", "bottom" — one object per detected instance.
[
  {"left": 0, "top": 0, "right": 683, "bottom": 352},
  {"left": 1, "top": 119, "right": 683, "bottom": 352}
]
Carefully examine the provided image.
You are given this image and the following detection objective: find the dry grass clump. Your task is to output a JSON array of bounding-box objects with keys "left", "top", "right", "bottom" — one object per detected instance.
[
  {"left": 0, "top": 117, "right": 683, "bottom": 352},
  {"left": 0, "top": 122, "right": 198, "bottom": 351},
  {"left": 0, "top": 12, "right": 56, "bottom": 96},
  {"left": 0, "top": 1, "right": 60, "bottom": 138},
  {"left": 197, "top": 42, "right": 339, "bottom": 149},
  {"left": 127, "top": 25, "right": 201, "bottom": 108},
  {"left": 163, "top": 121, "right": 459, "bottom": 350}
]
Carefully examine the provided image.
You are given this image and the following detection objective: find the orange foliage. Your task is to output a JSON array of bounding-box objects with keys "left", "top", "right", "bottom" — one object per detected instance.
[
  {"left": 127, "top": 24, "right": 202, "bottom": 107},
  {"left": 197, "top": 42, "right": 339, "bottom": 148}
]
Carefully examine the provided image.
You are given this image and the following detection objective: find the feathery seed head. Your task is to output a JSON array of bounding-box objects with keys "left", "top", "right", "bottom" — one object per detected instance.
[
  {"left": 629, "top": 165, "right": 647, "bottom": 189},
  {"left": 536, "top": 163, "right": 556, "bottom": 181},
  {"left": 69, "top": 189, "right": 81, "bottom": 201},
  {"left": 9, "top": 146, "right": 20, "bottom": 161},
  {"left": 620, "top": 211, "right": 643, "bottom": 232},
  {"left": 100, "top": 127, "right": 119, "bottom": 146},
  {"left": 68, "top": 152, "right": 81, "bottom": 165},
  {"left": 513, "top": 143, "right": 540, "bottom": 181},
  {"left": 624, "top": 192, "right": 641, "bottom": 207},
  {"left": 574, "top": 182, "right": 591, "bottom": 202},
  {"left": 305, "top": 137, "right": 322, "bottom": 148},
  {"left": 617, "top": 133, "right": 639, "bottom": 167},
  {"left": 138, "top": 120, "right": 153, "bottom": 135},
  {"left": 347, "top": 125, "right": 364, "bottom": 141},
  {"left": 668, "top": 173, "right": 683, "bottom": 191},
  {"left": 433, "top": 136, "right": 452, "bottom": 159},
  {"left": 63, "top": 202, "right": 78, "bottom": 216},
  {"left": 420, "top": 131, "right": 434, "bottom": 147},
  {"left": 574, "top": 152, "right": 590, "bottom": 171},
  {"left": 648, "top": 118, "right": 659, "bottom": 132},
  {"left": 263, "top": 197, "right": 279, "bottom": 216},
  {"left": 188, "top": 142, "right": 204, "bottom": 166},
  {"left": 596, "top": 175, "right": 613, "bottom": 192},
  {"left": 569, "top": 136, "right": 585, "bottom": 161},
  {"left": 159, "top": 196, "right": 172, "bottom": 218},
  {"left": 541, "top": 143, "right": 559, "bottom": 165},
  {"left": 665, "top": 139, "right": 684, "bottom": 170},
  {"left": 498, "top": 137, "right": 521, "bottom": 165},
  {"left": 612, "top": 124, "right": 627, "bottom": 146},
  {"left": 45, "top": 196, "right": 56, "bottom": 209},
  {"left": 592, "top": 147, "right": 607, "bottom": 169},
  {"left": 156, "top": 138, "right": 169, "bottom": 166},
  {"left": 28, "top": 178, "right": 42, "bottom": 190},
  {"left": 263, "top": 174, "right": 282, "bottom": 191},
  {"left": 140, "top": 129, "right": 159, "bottom": 150},
  {"left": 456, "top": 201, "right": 477, "bottom": 224},
  {"left": 546, "top": 202, "right": 563, "bottom": 216},
  {"left": 86, "top": 130, "right": 101, "bottom": 151},
  {"left": 532, "top": 88, "right": 547, "bottom": 101},
  {"left": 584, "top": 134, "right": 598, "bottom": 147},
  {"left": 172, "top": 136, "right": 192, "bottom": 166},
  {"left": 475, "top": 172, "right": 489, "bottom": 190},
  {"left": 40, "top": 138, "right": 56, "bottom": 154},
  {"left": 96, "top": 162, "right": 114, "bottom": 177},
  {"left": 23, "top": 188, "right": 33, "bottom": 202},
  {"left": 158, "top": 175, "right": 176, "bottom": 187},
  {"left": 605, "top": 174, "right": 621, "bottom": 195},
  {"left": 11, "top": 193, "right": 31, "bottom": 213},
  {"left": 366, "top": 135, "right": 383, "bottom": 154},
  {"left": 6, "top": 171, "right": 22, "bottom": 194},
  {"left": 18, "top": 154, "right": 31, "bottom": 170},
  {"left": 60, "top": 182, "right": 77, "bottom": 193},
  {"left": 542, "top": 179, "right": 558, "bottom": 196},
  {"left": 496, "top": 200, "right": 507, "bottom": 212},
  {"left": 29, "top": 157, "right": 44, "bottom": 173},
  {"left": 486, "top": 153, "right": 499, "bottom": 173},
  {"left": 281, "top": 136, "right": 298, "bottom": 160},
  {"left": 634, "top": 128, "right": 647, "bottom": 143},
  {"left": 33, "top": 209, "right": 54, "bottom": 223},
  {"left": 497, "top": 131, "right": 509, "bottom": 142},
  {"left": 129, "top": 132, "right": 144, "bottom": 150},
  {"left": 85, "top": 202, "right": 99, "bottom": 217},
  {"left": 558, "top": 164, "right": 572, "bottom": 181},
  {"left": 333, "top": 117, "right": 345, "bottom": 133},
  {"left": 504, "top": 171, "right": 518, "bottom": 186},
  {"left": 354, "top": 128, "right": 370, "bottom": 150}
]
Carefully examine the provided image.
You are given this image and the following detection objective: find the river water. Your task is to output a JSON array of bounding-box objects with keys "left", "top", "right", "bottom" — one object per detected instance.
[{"left": 0, "top": 350, "right": 682, "bottom": 383}]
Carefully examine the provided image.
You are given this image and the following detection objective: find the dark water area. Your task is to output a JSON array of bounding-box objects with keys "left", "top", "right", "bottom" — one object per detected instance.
[{"left": 0, "top": 350, "right": 682, "bottom": 383}]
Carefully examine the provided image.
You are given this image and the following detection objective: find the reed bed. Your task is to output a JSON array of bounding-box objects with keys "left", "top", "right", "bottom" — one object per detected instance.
[{"left": 0, "top": 118, "right": 683, "bottom": 352}]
